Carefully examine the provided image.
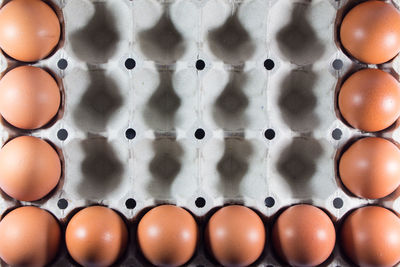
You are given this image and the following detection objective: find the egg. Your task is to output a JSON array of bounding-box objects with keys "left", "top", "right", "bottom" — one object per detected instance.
[
  {"left": 272, "top": 204, "right": 335, "bottom": 267},
  {"left": 339, "top": 137, "right": 400, "bottom": 199},
  {"left": 0, "top": 206, "right": 60, "bottom": 267},
  {"left": 0, "top": 136, "right": 61, "bottom": 201},
  {"left": 338, "top": 68, "right": 400, "bottom": 132},
  {"left": 340, "top": 1, "right": 400, "bottom": 64},
  {"left": 206, "top": 205, "right": 265, "bottom": 267},
  {"left": 341, "top": 206, "right": 400, "bottom": 267},
  {"left": 0, "top": 66, "right": 61, "bottom": 129},
  {"left": 65, "top": 206, "right": 128, "bottom": 267},
  {"left": 137, "top": 205, "right": 198, "bottom": 267},
  {"left": 0, "top": 0, "right": 61, "bottom": 62}
]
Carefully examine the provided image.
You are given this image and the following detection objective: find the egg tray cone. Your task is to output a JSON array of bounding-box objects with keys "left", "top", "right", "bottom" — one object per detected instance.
[{"left": 0, "top": 0, "right": 400, "bottom": 266}]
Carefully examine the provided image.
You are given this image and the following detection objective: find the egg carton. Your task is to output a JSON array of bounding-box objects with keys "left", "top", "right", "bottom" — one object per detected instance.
[{"left": 0, "top": 0, "right": 400, "bottom": 266}]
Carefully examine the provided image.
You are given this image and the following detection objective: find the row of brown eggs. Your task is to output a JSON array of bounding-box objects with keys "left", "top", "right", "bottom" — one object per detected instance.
[
  {"left": 334, "top": 3, "right": 400, "bottom": 267},
  {"left": 336, "top": 0, "right": 400, "bottom": 212},
  {"left": 0, "top": 204, "right": 399, "bottom": 267}
]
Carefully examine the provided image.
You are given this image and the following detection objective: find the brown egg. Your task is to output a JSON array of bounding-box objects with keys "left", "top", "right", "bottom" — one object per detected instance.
[
  {"left": 137, "top": 205, "right": 198, "bottom": 267},
  {"left": 0, "top": 66, "right": 61, "bottom": 129},
  {"left": 341, "top": 206, "right": 400, "bottom": 267},
  {"left": 339, "top": 137, "right": 400, "bottom": 199},
  {"left": 66, "top": 206, "right": 128, "bottom": 267},
  {"left": 0, "top": 136, "right": 61, "bottom": 201},
  {"left": 206, "top": 205, "right": 265, "bottom": 267},
  {"left": 340, "top": 1, "right": 400, "bottom": 64},
  {"left": 0, "top": 0, "right": 60, "bottom": 62},
  {"left": 272, "top": 204, "right": 335, "bottom": 267},
  {"left": 0, "top": 206, "right": 60, "bottom": 267},
  {"left": 338, "top": 68, "right": 400, "bottom": 132}
]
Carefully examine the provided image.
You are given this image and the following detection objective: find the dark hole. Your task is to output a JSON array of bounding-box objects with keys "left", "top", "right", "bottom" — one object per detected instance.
[
  {"left": 265, "top": 197, "right": 275, "bottom": 208},
  {"left": 57, "top": 198, "right": 68, "bottom": 209},
  {"left": 125, "top": 198, "right": 136, "bottom": 209},
  {"left": 195, "top": 197, "right": 206, "bottom": 208},
  {"left": 196, "top": 60, "right": 205, "bottom": 70},
  {"left": 125, "top": 128, "right": 136, "bottom": 140},
  {"left": 57, "top": 59, "right": 68, "bottom": 70},
  {"left": 57, "top": 129, "right": 68, "bottom": 141},
  {"left": 264, "top": 59, "right": 275, "bottom": 70},
  {"left": 333, "top": 197, "right": 344, "bottom": 209},
  {"left": 125, "top": 58, "right": 136, "bottom": 70},
  {"left": 264, "top": 129, "right": 275, "bottom": 140},
  {"left": 332, "top": 59, "right": 343, "bottom": 70},
  {"left": 266, "top": 265, "right": 274, "bottom": 267},
  {"left": 332, "top": 128, "right": 342, "bottom": 140},
  {"left": 195, "top": 128, "right": 205, "bottom": 140}
]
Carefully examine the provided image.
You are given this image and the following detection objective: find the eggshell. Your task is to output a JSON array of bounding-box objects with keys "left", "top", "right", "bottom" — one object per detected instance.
[
  {"left": 341, "top": 206, "right": 400, "bottom": 267},
  {"left": 205, "top": 205, "right": 266, "bottom": 267},
  {"left": 65, "top": 206, "right": 128, "bottom": 267},
  {"left": 0, "top": 206, "right": 60, "bottom": 267},
  {"left": 0, "top": 66, "right": 61, "bottom": 129},
  {"left": 0, "top": 0, "right": 60, "bottom": 62},
  {"left": 340, "top": 1, "right": 400, "bottom": 64},
  {"left": 0, "top": 136, "right": 61, "bottom": 201},
  {"left": 339, "top": 137, "right": 400, "bottom": 199},
  {"left": 338, "top": 68, "right": 400, "bottom": 132},
  {"left": 272, "top": 204, "right": 335, "bottom": 267},
  {"left": 137, "top": 205, "right": 198, "bottom": 267}
]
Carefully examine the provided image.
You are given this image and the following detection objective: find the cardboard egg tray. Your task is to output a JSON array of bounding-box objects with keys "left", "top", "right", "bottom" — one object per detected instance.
[{"left": 1, "top": 0, "right": 400, "bottom": 266}]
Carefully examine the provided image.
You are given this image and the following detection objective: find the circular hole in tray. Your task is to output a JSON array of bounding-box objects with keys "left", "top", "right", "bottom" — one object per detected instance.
[
  {"left": 264, "top": 59, "right": 275, "bottom": 70},
  {"left": 333, "top": 197, "right": 344, "bottom": 209},
  {"left": 264, "top": 129, "right": 276, "bottom": 140},
  {"left": 195, "top": 128, "right": 205, "bottom": 140},
  {"left": 57, "top": 129, "right": 68, "bottom": 141},
  {"left": 332, "top": 59, "right": 343, "bottom": 70},
  {"left": 125, "top": 58, "right": 136, "bottom": 70},
  {"left": 264, "top": 197, "right": 275, "bottom": 208},
  {"left": 196, "top": 60, "right": 206, "bottom": 70},
  {"left": 57, "top": 59, "right": 68, "bottom": 70},
  {"left": 125, "top": 198, "right": 136, "bottom": 209},
  {"left": 195, "top": 197, "right": 206, "bottom": 208},
  {"left": 57, "top": 198, "right": 68, "bottom": 209},
  {"left": 125, "top": 128, "right": 136, "bottom": 140},
  {"left": 332, "top": 128, "right": 342, "bottom": 141}
]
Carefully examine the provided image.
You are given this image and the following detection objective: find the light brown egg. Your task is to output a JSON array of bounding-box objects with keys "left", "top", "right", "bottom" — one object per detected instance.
[
  {"left": 341, "top": 206, "right": 400, "bottom": 267},
  {"left": 0, "top": 66, "right": 61, "bottom": 129},
  {"left": 339, "top": 137, "right": 400, "bottom": 199},
  {"left": 272, "top": 204, "right": 336, "bottom": 267},
  {"left": 340, "top": 1, "right": 400, "bottom": 64},
  {"left": 0, "top": 136, "right": 61, "bottom": 201},
  {"left": 0, "top": 0, "right": 60, "bottom": 62},
  {"left": 338, "top": 68, "right": 400, "bottom": 132},
  {"left": 206, "top": 205, "right": 265, "bottom": 267},
  {"left": 0, "top": 206, "right": 60, "bottom": 267},
  {"left": 65, "top": 206, "right": 128, "bottom": 267},
  {"left": 137, "top": 205, "right": 198, "bottom": 267}
]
